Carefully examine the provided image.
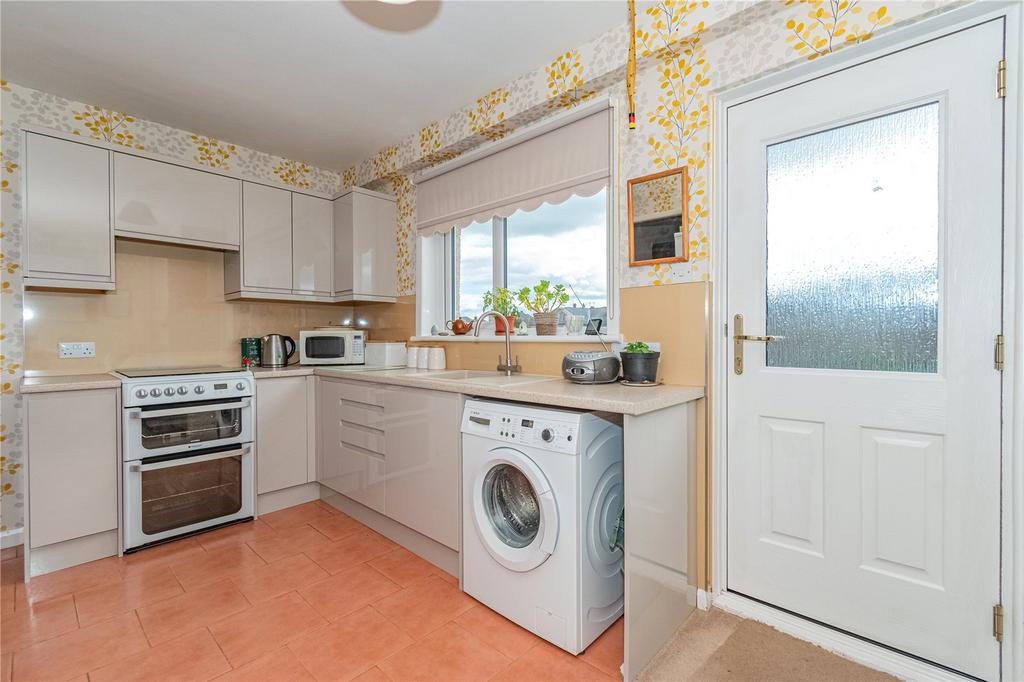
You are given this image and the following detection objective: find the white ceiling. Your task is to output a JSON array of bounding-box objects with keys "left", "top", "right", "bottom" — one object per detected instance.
[{"left": 1, "top": 1, "right": 625, "bottom": 171}]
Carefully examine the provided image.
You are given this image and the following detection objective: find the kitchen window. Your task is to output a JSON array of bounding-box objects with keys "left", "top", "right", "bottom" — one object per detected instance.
[{"left": 415, "top": 101, "right": 616, "bottom": 338}]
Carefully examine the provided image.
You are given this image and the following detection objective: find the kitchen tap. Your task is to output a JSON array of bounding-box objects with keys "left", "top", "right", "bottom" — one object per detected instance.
[{"left": 473, "top": 311, "right": 522, "bottom": 376}]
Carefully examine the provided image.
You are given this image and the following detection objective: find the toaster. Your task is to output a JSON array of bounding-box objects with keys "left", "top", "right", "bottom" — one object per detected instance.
[{"left": 562, "top": 351, "right": 621, "bottom": 384}]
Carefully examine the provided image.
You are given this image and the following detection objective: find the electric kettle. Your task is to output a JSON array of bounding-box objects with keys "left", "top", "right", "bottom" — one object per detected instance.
[{"left": 260, "top": 334, "right": 296, "bottom": 368}]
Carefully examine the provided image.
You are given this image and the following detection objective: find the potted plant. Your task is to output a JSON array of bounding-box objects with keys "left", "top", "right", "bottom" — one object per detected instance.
[
  {"left": 620, "top": 341, "right": 661, "bottom": 383},
  {"left": 517, "top": 280, "right": 570, "bottom": 336},
  {"left": 482, "top": 288, "right": 520, "bottom": 335}
]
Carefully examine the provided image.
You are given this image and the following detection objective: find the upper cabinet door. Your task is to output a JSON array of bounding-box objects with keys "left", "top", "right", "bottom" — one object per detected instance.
[
  {"left": 242, "top": 182, "right": 292, "bottom": 290},
  {"left": 333, "top": 189, "right": 397, "bottom": 301},
  {"left": 113, "top": 153, "right": 241, "bottom": 249},
  {"left": 292, "top": 194, "right": 333, "bottom": 295},
  {"left": 25, "top": 133, "right": 113, "bottom": 287}
]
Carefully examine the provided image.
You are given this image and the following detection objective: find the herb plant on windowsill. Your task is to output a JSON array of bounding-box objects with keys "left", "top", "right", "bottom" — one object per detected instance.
[
  {"left": 517, "top": 280, "right": 570, "bottom": 336},
  {"left": 620, "top": 341, "right": 661, "bottom": 383},
  {"left": 482, "top": 288, "right": 520, "bottom": 335}
]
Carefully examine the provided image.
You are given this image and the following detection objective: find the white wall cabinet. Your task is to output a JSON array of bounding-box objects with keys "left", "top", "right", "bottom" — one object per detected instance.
[
  {"left": 241, "top": 182, "right": 293, "bottom": 291},
  {"left": 255, "top": 376, "right": 314, "bottom": 495},
  {"left": 318, "top": 379, "right": 386, "bottom": 513},
  {"left": 24, "top": 133, "right": 114, "bottom": 290},
  {"left": 381, "top": 386, "right": 461, "bottom": 550},
  {"left": 27, "top": 389, "right": 118, "bottom": 549},
  {"left": 293, "top": 194, "right": 333, "bottom": 296},
  {"left": 333, "top": 187, "right": 397, "bottom": 302},
  {"left": 113, "top": 152, "right": 241, "bottom": 249}
]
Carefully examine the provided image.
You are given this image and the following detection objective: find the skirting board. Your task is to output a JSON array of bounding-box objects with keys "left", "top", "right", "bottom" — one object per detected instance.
[
  {"left": 29, "top": 529, "right": 118, "bottom": 577},
  {"left": 320, "top": 487, "right": 460, "bottom": 578},
  {"left": 712, "top": 592, "right": 974, "bottom": 682},
  {"left": 257, "top": 482, "right": 320, "bottom": 515},
  {"left": 1, "top": 528, "right": 23, "bottom": 550}
]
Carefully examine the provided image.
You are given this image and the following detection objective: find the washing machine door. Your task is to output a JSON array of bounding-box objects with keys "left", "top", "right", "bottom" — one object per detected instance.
[{"left": 472, "top": 447, "right": 558, "bottom": 572}]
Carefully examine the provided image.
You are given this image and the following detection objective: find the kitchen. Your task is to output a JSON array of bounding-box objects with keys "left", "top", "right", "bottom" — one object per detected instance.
[{"left": 1, "top": 1, "right": 1021, "bottom": 681}]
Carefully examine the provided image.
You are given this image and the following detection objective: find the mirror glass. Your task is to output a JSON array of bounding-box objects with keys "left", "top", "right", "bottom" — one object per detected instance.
[{"left": 628, "top": 167, "right": 688, "bottom": 265}]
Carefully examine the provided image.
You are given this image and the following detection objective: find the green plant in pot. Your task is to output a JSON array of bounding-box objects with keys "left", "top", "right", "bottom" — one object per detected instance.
[
  {"left": 517, "top": 280, "right": 570, "bottom": 336},
  {"left": 482, "top": 288, "right": 520, "bottom": 335},
  {"left": 621, "top": 341, "right": 661, "bottom": 383}
]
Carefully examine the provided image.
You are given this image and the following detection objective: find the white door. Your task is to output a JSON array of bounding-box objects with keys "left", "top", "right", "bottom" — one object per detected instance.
[{"left": 726, "top": 20, "right": 1004, "bottom": 680}]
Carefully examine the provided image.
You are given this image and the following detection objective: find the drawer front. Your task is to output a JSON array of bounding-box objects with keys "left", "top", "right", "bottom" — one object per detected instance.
[
  {"left": 339, "top": 402, "right": 384, "bottom": 429},
  {"left": 340, "top": 422, "right": 385, "bottom": 456},
  {"left": 334, "top": 380, "right": 383, "bottom": 407}
]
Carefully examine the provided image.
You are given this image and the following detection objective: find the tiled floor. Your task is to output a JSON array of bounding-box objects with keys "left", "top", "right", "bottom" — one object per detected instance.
[{"left": 0, "top": 501, "right": 622, "bottom": 682}]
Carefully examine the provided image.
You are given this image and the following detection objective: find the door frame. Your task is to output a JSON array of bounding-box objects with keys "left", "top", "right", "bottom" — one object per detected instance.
[{"left": 709, "top": 3, "right": 1022, "bottom": 679}]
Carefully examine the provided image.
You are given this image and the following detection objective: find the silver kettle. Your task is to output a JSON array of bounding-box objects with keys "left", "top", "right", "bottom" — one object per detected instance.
[{"left": 261, "top": 334, "right": 296, "bottom": 368}]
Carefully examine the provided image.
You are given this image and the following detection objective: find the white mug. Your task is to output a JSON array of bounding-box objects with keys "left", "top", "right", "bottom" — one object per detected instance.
[
  {"left": 427, "top": 347, "right": 446, "bottom": 370},
  {"left": 416, "top": 347, "right": 430, "bottom": 369},
  {"left": 406, "top": 347, "right": 421, "bottom": 368}
]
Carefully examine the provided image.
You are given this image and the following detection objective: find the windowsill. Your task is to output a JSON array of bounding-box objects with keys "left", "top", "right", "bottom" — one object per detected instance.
[{"left": 410, "top": 334, "right": 623, "bottom": 344}]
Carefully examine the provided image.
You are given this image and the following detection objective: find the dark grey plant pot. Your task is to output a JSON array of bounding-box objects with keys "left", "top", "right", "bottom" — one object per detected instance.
[{"left": 620, "top": 351, "right": 661, "bottom": 383}]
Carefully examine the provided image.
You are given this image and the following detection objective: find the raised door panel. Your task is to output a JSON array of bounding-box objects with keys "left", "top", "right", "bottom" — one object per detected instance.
[
  {"left": 255, "top": 376, "right": 308, "bottom": 494},
  {"left": 292, "top": 194, "right": 333, "bottom": 295},
  {"left": 113, "top": 153, "right": 241, "bottom": 248},
  {"left": 242, "top": 182, "right": 292, "bottom": 290},
  {"left": 25, "top": 134, "right": 112, "bottom": 283},
  {"left": 382, "top": 386, "right": 460, "bottom": 549},
  {"left": 28, "top": 389, "right": 118, "bottom": 548}
]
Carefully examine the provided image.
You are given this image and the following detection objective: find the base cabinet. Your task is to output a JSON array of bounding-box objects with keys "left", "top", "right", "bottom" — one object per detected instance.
[
  {"left": 27, "top": 389, "right": 118, "bottom": 549},
  {"left": 255, "top": 376, "right": 314, "bottom": 495},
  {"left": 318, "top": 379, "right": 386, "bottom": 513}
]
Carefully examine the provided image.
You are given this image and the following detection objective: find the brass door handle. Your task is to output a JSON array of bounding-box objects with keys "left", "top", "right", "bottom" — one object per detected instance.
[
  {"left": 733, "top": 314, "right": 782, "bottom": 375},
  {"left": 734, "top": 334, "right": 780, "bottom": 342}
]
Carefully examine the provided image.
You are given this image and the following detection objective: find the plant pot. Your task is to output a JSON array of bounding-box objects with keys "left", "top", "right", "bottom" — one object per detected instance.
[
  {"left": 621, "top": 351, "right": 661, "bottom": 383},
  {"left": 494, "top": 315, "right": 516, "bottom": 335},
  {"left": 534, "top": 310, "right": 560, "bottom": 336}
]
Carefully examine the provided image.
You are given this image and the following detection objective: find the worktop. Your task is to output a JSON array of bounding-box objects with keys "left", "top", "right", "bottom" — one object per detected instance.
[{"left": 20, "top": 365, "right": 703, "bottom": 415}]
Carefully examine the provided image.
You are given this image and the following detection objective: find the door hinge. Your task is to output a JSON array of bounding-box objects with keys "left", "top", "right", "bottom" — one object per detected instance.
[
  {"left": 996, "top": 334, "right": 1005, "bottom": 372},
  {"left": 994, "top": 604, "right": 1004, "bottom": 642},
  {"left": 998, "top": 59, "right": 1007, "bottom": 99}
]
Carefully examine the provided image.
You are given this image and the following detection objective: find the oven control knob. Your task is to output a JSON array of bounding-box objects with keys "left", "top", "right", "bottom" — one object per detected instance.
[
  {"left": 135, "top": 388, "right": 147, "bottom": 399},
  {"left": 541, "top": 428, "right": 554, "bottom": 443},
  {"left": 163, "top": 387, "right": 175, "bottom": 396},
  {"left": 235, "top": 382, "right": 245, "bottom": 391},
  {"left": 177, "top": 386, "right": 188, "bottom": 395},
  {"left": 149, "top": 388, "right": 161, "bottom": 398},
  {"left": 194, "top": 386, "right": 205, "bottom": 395}
]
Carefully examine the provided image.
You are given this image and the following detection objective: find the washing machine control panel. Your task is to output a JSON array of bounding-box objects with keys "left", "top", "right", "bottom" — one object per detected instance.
[{"left": 462, "top": 406, "right": 580, "bottom": 454}]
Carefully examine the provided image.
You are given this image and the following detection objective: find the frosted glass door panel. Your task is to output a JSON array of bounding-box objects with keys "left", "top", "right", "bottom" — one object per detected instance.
[{"left": 765, "top": 104, "right": 939, "bottom": 373}]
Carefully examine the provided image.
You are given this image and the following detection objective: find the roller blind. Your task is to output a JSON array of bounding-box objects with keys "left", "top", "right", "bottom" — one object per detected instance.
[{"left": 415, "top": 107, "right": 610, "bottom": 235}]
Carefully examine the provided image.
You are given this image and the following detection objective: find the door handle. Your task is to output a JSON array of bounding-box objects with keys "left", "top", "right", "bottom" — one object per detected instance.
[{"left": 733, "top": 314, "right": 782, "bottom": 375}]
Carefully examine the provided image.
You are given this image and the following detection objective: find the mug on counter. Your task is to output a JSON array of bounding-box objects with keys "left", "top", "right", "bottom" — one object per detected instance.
[
  {"left": 416, "top": 347, "right": 430, "bottom": 369},
  {"left": 427, "top": 347, "right": 446, "bottom": 370},
  {"left": 406, "top": 346, "right": 422, "bottom": 368}
]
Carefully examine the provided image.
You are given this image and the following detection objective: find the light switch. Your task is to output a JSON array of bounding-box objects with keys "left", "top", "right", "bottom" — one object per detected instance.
[{"left": 58, "top": 342, "right": 96, "bottom": 358}]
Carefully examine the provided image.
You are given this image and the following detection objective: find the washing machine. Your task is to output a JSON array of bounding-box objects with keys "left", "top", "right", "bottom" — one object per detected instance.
[{"left": 460, "top": 398, "right": 624, "bottom": 655}]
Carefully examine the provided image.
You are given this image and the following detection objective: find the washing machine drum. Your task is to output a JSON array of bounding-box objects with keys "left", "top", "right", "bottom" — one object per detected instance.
[{"left": 473, "top": 448, "right": 559, "bottom": 572}]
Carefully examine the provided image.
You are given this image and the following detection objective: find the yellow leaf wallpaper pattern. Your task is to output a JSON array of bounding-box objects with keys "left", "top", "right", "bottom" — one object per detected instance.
[
  {"left": 272, "top": 159, "right": 313, "bottom": 189},
  {"left": 390, "top": 174, "right": 415, "bottom": 294},
  {"left": 72, "top": 104, "right": 145, "bottom": 149},
  {"left": 372, "top": 144, "right": 400, "bottom": 181},
  {"left": 545, "top": 49, "right": 596, "bottom": 110},
  {"left": 342, "top": 167, "right": 357, "bottom": 191},
  {"left": 191, "top": 134, "right": 236, "bottom": 169},
  {"left": 468, "top": 87, "right": 510, "bottom": 142},
  {"left": 783, "top": 0, "right": 892, "bottom": 60},
  {"left": 418, "top": 121, "right": 458, "bottom": 167}
]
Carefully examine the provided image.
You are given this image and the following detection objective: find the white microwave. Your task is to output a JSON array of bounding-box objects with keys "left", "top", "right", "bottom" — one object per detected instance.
[{"left": 299, "top": 328, "right": 365, "bottom": 365}]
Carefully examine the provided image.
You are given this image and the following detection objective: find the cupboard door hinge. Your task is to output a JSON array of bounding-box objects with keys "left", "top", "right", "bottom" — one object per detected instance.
[
  {"left": 995, "top": 334, "right": 1005, "bottom": 372},
  {"left": 993, "top": 604, "right": 1004, "bottom": 642},
  {"left": 998, "top": 59, "right": 1007, "bottom": 99}
]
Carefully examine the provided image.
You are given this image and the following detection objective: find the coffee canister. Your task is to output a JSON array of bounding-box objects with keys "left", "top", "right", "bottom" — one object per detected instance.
[{"left": 241, "top": 337, "right": 262, "bottom": 368}]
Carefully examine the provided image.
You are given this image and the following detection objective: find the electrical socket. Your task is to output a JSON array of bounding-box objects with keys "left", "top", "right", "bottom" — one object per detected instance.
[{"left": 58, "top": 342, "right": 96, "bottom": 359}]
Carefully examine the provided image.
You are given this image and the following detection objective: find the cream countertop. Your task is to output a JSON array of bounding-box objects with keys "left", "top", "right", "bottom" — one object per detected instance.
[{"left": 20, "top": 372, "right": 122, "bottom": 393}]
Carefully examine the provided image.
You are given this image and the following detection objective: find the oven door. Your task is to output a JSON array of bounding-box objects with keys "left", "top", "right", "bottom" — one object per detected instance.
[
  {"left": 123, "top": 445, "right": 254, "bottom": 550},
  {"left": 124, "top": 397, "right": 253, "bottom": 460}
]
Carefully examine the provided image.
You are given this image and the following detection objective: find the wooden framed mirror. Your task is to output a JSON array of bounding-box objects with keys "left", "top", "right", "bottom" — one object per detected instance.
[{"left": 627, "top": 166, "right": 689, "bottom": 266}]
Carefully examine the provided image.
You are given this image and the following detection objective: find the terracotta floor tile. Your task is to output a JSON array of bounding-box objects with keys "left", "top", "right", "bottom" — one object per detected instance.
[
  {"left": 246, "top": 524, "right": 333, "bottom": 563},
  {"left": 11, "top": 611, "right": 149, "bottom": 681},
  {"left": 233, "top": 553, "right": 330, "bottom": 604},
  {"left": 490, "top": 640, "right": 614, "bottom": 682},
  {"left": 306, "top": 530, "right": 398, "bottom": 574},
  {"left": 308, "top": 513, "right": 365, "bottom": 541},
  {"left": 136, "top": 579, "right": 250, "bottom": 645},
  {"left": 0, "top": 594, "right": 79, "bottom": 651},
  {"left": 0, "top": 548, "right": 16, "bottom": 563},
  {"left": 1, "top": 583, "right": 13, "bottom": 616},
  {"left": 15, "top": 558, "right": 121, "bottom": 605},
  {"left": 90, "top": 628, "right": 232, "bottom": 682},
  {"left": 212, "top": 647, "right": 315, "bottom": 682},
  {"left": 352, "top": 666, "right": 392, "bottom": 682},
  {"left": 0, "top": 560, "right": 22, "bottom": 588},
  {"left": 74, "top": 566, "right": 184, "bottom": 627},
  {"left": 298, "top": 563, "right": 400, "bottom": 621},
  {"left": 288, "top": 605, "right": 413, "bottom": 681},
  {"left": 117, "top": 537, "right": 206, "bottom": 580},
  {"left": 209, "top": 591, "right": 327, "bottom": 667},
  {"left": 454, "top": 604, "right": 544, "bottom": 660},
  {"left": 367, "top": 548, "right": 442, "bottom": 587},
  {"left": 197, "top": 519, "right": 279, "bottom": 553},
  {"left": 260, "top": 502, "right": 339, "bottom": 532},
  {"left": 170, "top": 543, "right": 266, "bottom": 591},
  {"left": 579, "top": 617, "right": 624, "bottom": 678},
  {"left": 379, "top": 622, "right": 512, "bottom": 682},
  {"left": 437, "top": 570, "right": 460, "bottom": 587},
  {"left": 372, "top": 574, "right": 475, "bottom": 639},
  {"left": 1, "top": 651, "right": 10, "bottom": 682}
]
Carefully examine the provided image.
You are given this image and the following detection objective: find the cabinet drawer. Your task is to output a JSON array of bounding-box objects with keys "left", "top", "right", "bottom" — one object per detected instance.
[
  {"left": 339, "top": 402, "right": 384, "bottom": 429},
  {"left": 334, "top": 381, "right": 383, "bottom": 407},
  {"left": 340, "top": 423, "right": 385, "bottom": 455},
  {"left": 319, "top": 443, "right": 385, "bottom": 514}
]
